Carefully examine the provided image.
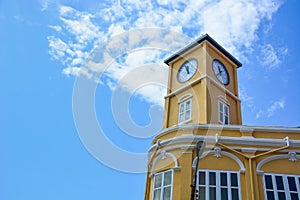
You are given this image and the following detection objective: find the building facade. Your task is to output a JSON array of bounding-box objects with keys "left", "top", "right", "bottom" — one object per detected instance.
[{"left": 144, "top": 34, "right": 300, "bottom": 200}]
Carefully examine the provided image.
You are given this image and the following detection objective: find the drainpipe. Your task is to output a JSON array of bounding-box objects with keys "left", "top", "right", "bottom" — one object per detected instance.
[{"left": 215, "top": 135, "right": 290, "bottom": 200}]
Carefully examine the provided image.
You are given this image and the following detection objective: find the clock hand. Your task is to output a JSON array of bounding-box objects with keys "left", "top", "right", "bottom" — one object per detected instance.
[
  {"left": 185, "top": 65, "right": 190, "bottom": 74},
  {"left": 218, "top": 66, "right": 222, "bottom": 74}
]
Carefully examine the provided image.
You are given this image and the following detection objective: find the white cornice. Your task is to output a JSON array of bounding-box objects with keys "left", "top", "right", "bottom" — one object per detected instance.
[
  {"left": 149, "top": 124, "right": 300, "bottom": 152},
  {"left": 164, "top": 74, "right": 240, "bottom": 102},
  {"left": 155, "top": 124, "right": 300, "bottom": 140},
  {"left": 206, "top": 75, "right": 240, "bottom": 102},
  {"left": 164, "top": 75, "right": 206, "bottom": 98}
]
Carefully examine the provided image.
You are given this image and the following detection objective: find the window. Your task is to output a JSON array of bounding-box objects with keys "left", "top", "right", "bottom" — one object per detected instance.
[
  {"left": 197, "top": 170, "right": 240, "bottom": 200},
  {"left": 263, "top": 173, "right": 300, "bottom": 200},
  {"left": 218, "top": 101, "right": 229, "bottom": 124},
  {"left": 153, "top": 170, "right": 173, "bottom": 200},
  {"left": 178, "top": 99, "right": 192, "bottom": 123}
]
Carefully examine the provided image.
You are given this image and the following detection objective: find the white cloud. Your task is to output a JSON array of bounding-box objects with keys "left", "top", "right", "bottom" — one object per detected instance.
[
  {"left": 62, "top": 67, "right": 93, "bottom": 79},
  {"left": 267, "top": 99, "right": 285, "bottom": 118},
  {"left": 103, "top": 50, "right": 169, "bottom": 105},
  {"left": 255, "top": 110, "right": 264, "bottom": 119},
  {"left": 48, "top": 25, "right": 62, "bottom": 32},
  {"left": 255, "top": 99, "right": 285, "bottom": 119},
  {"left": 47, "top": 0, "right": 285, "bottom": 106},
  {"left": 259, "top": 44, "right": 288, "bottom": 70},
  {"left": 59, "top": 6, "right": 102, "bottom": 44},
  {"left": 239, "top": 88, "right": 254, "bottom": 108},
  {"left": 199, "top": 0, "right": 283, "bottom": 58},
  {"left": 40, "top": 0, "right": 56, "bottom": 11}
]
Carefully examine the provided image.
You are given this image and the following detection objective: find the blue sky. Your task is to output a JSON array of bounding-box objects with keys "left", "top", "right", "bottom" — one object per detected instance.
[{"left": 1, "top": 0, "right": 300, "bottom": 199}]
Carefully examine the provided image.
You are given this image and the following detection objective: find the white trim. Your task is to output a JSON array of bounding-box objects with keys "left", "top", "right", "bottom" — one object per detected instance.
[
  {"left": 151, "top": 151, "right": 179, "bottom": 174},
  {"left": 164, "top": 75, "right": 205, "bottom": 98},
  {"left": 153, "top": 123, "right": 300, "bottom": 142},
  {"left": 256, "top": 152, "right": 300, "bottom": 174},
  {"left": 149, "top": 134, "right": 300, "bottom": 153},
  {"left": 164, "top": 74, "right": 241, "bottom": 103},
  {"left": 192, "top": 149, "right": 245, "bottom": 173},
  {"left": 206, "top": 75, "right": 240, "bottom": 102},
  {"left": 149, "top": 144, "right": 300, "bottom": 159}
]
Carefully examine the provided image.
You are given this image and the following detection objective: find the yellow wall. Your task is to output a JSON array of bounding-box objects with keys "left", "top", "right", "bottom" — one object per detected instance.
[{"left": 145, "top": 127, "right": 300, "bottom": 200}]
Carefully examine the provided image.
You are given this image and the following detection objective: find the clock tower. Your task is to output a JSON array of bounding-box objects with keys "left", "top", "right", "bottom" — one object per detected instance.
[
  {"left": 162, "top": 33, "right": 242, "bottom": 129},
  {"left": 144, "top": 34, "right": 300, "bottom": 200}
]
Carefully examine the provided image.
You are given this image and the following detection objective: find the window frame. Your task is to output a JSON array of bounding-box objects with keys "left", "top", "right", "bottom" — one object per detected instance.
[
  {"left": 263, "top": 173, "right": 300, "bottom": 200},
  {"left": 152, "top": 170, "right": 173, "bottom": 200},
  {"left": 218, "top": 100, "right": 230, "bottom": 125},
  {"left": 196, "top": 169, "right": 241, "bottom": 200},
  {"left": 178, "top": 98, "right": 192, "bottom": 124}
]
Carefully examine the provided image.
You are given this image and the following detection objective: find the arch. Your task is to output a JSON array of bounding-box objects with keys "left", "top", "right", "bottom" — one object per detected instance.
[
  {"left": 218, "top": 95, "right": 230, "bottom": 105},
  {"left": 256, "top": 152, "right": 300, "bottom": 174},
  {"left": 178, "top": 93, "right": 192, "bottom": 103},
  {"left": 151, "top": 151, "right": 180, "bottom": 176},
  {"left": 192, "top": 148, "right": 245, "bottom": 173}
]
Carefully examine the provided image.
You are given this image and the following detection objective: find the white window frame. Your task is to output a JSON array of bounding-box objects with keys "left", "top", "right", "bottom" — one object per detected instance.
[
  {"left": 152, "top": 170, "right": 173, "bottom": 200},
  {"left": 218, "top": 100, "right": 229, "bottom": 125},
  {"left": 196, "top": 169, "right": 241, "bottom": 200},
  {"left": 178, "top": 98, "right": 192, "bottom": 124},
  {"left": 263, "top": 173, "right": 300, "bottom": 200}
]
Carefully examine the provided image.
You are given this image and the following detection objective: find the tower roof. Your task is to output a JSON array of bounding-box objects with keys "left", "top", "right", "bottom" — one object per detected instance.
[{"left": 164, "top": 33, "right": 242, "bottom": 68}]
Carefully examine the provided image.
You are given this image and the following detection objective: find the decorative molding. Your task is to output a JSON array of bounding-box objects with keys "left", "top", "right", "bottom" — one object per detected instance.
[
  {"left": 164, "top": 74, "right": 241, "bottom": 103},
  {"left": 150, "top": 133, "right": 300, "bottom": 153},
  {"left": 240, "top": 127, "right": 254, "bottom": 133},
  {"left": 173, "top": 167, "right": 182, "bottom": 171},
  {"left": 288, "top": 151, "right": 298, "bottom": 162},
  {"left": 192, "top": 148, "right": 245, "bottom": 173},
  {"left": 213, "top": 147, "right": 222, "bottom": 158},
  {"left": 178, "top": 93, "right": 192, "bottom": 103},
  {"left": 151, "top": 151, "right": 179, "bottom": 174},
  {"left": 149, "top": 166, "right": 182, "bottom": 178},
  {"left": 257, "top": 152, "right": 300, "bottom": 174},
  {"left": 160, "top": 150, "right": 167, "bottom": 159},
  {"left": 218, "top": 95, "right": 230, "bottom": 105},
  {"left": 206, "top": 75, "right": 240, "bottom": 102},
  {"left": 164, "top": 75, "right": 205, "bottom": 99},
  {"left": 153, "top": 124, "right": 300, "bottom": 141}
]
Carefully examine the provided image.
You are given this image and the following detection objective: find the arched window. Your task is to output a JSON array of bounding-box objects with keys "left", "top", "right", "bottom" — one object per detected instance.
[
  {"left": 152, "top": 170, "right": 173, "bottom": 200},
  {"left": 218, "top": 96, "right": 230, "bottom": 125},
  {"left": 178, "top": 94, "right": 192, "bottom": 124}
]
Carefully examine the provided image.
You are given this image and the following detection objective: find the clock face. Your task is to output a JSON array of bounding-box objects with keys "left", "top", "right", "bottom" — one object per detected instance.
[
  {"left": 212, "top": 59, "right": 230, "bottom": 85},
  {"left": 177, "top": 59, "right": 198, "bottom": 83}
]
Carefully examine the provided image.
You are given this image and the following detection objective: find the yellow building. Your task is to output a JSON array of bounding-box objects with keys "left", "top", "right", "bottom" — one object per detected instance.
[{"left": 144, "top": 34, "right": 300, "bottom": 200}]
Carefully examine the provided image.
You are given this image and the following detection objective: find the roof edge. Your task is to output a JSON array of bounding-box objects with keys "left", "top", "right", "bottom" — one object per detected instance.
[{"left": 164, "top": 33, "right": 242, "bottom": 68}]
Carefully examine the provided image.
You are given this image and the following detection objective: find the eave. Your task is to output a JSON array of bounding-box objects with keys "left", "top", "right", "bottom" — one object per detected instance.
[{"left": 164, "top": 33, "right": 242, "bottom": 68}]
